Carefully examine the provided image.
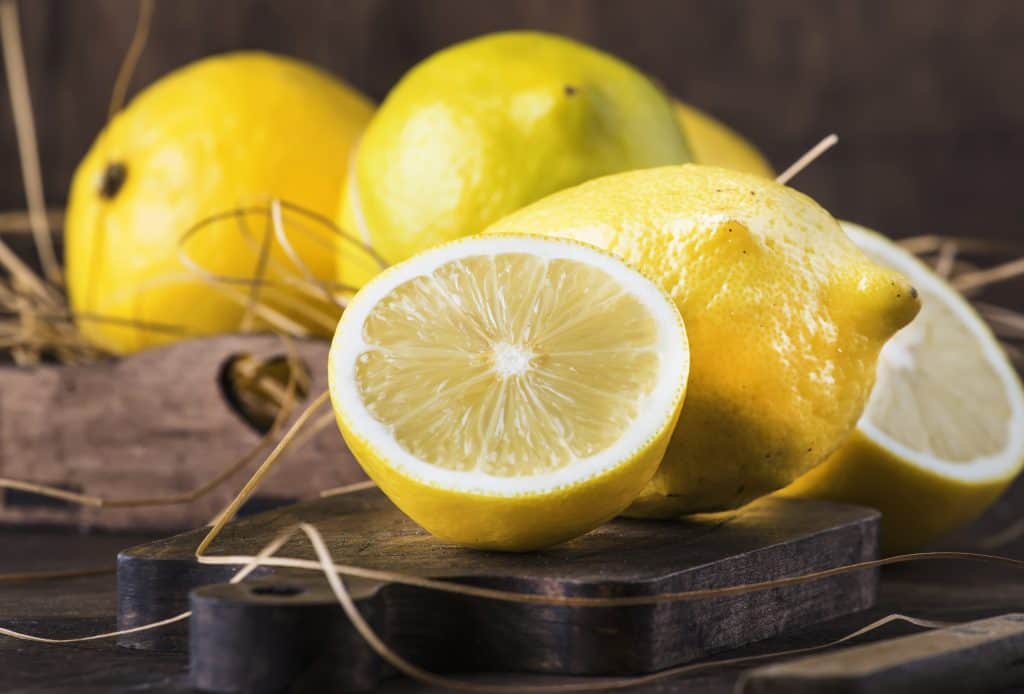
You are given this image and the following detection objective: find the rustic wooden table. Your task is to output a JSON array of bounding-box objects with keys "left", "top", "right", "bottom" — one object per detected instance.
[{"left": 4, "top": 475, "right": 1024, "bottom": 693}]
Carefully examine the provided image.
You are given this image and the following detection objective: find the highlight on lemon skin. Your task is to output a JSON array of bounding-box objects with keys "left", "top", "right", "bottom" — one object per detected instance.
[
  {"left": 65, "top": 51, "right": 374, "bottom": 355},
  {"left": 780, "top": 222, "right": 1024, "bottom": 554},
  {"left": 485, "top": 164, "right": 920, "bottom": 516},
  {"left": 328, "top": 234, "right": 690, "bottom": 551}
]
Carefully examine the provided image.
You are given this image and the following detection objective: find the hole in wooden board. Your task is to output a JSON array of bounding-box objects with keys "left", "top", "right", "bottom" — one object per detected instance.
[
  {"left": 218, "top": 353, "right": 311, "bottom": 434},
  {"left": 250, "top": 584, "right": 305, "bottom": 597}
]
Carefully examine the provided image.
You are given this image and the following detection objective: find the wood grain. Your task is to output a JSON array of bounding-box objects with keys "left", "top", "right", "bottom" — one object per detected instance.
[
  {"left": 112, "top": 487, "right": 880, "bottom": 691},
  {"left": 0, "top": 334, "right": 365, "bottom": 530}
]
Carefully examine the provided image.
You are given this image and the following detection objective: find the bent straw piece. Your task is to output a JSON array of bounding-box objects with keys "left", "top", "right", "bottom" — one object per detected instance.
[
  {"left": 297, "top": 522, "right": 955, "bottom": 693},
  {"left": 277, "top": 199, "right": 388, "bottom": 271},
  {"left": 320, "top": 479, "right": 378, "bottom": 498},
  {"left": 0, "top": 610, "right": 191, "bottom": 646},
  {"left": 106, "top": 0, "right": 154, "bottom": 121},
  {"left": 775, "top": 134, "right": 839, "bottom": 186},
  {"left": 196, "top": 542, "right": 1024, "bottom": 609},
  {"left": 239, "top": 209, "right": 273, "bottom": 333},
  {"left": 0, "top": 228, "right": 53, "bottom": 303},
  {"left": 195, "top": 389, "right": 331, "bottom": 556},
  {"left": 173, "top": 246, "right": 320, "bottom": 337},
  {"left": 0, "top": 0, "right": 60, "bottom": 286},
  {"left": 0, "top": 478, "right": 103, "bottom": 507},
  {"left": 269, "top": 199, "right": 338, "bottom": 307},
  {"left": 934, "top": 239, "right": 959, "bottom": 279},
  {"left": 0, "top": 208, "right": 64, "bottom": 233},
  {"left": 899, "top": 235, "right": 1024, "bottom": 257},
  {"left": 977, "top": 302, "right": 1024, "bottom": 340},
  {"left": 954, "top": 256, "right": 1024, "bottom": 293}
]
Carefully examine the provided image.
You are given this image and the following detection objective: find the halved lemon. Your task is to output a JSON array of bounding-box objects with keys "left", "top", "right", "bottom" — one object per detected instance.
[
  {"left": 328, "top": 235, "right": 689, "bottom": 550},
  {"left": 781, "top": 222, "right": 1024, "bottom": 553}
]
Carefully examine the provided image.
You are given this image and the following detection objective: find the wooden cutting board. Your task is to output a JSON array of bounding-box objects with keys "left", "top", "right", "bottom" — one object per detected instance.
[{"left": 116, "top": 487, "right": 880, "bottom": 693}]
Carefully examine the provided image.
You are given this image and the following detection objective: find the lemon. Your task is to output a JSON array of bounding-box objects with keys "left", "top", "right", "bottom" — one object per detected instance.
[
  {"left": 66, "top": 51, "right": 374, "bottom": 354},
  {"left": 486, "top": 165, "right": 920, "bottom": 515},
  {"left": 674, "top": 101, "right": 774, "bottom": 177},
  {"left": 339, "top": 31, "right": 690, "bottom": 289},
  {"left": 780, "top": 222, "right": 1024, "bottom": 553},
  {"left": 328, "top": 235, "right": 689, "bottom": 550}
]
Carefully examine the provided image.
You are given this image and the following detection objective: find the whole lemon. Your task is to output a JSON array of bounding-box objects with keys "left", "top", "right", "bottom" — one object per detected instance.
[
  {"left": 674, "top": 101, "right": 774, "bottom": 177},
  {"left": 338, "top": 31, "right": 691, "bottom": 288},
  {"left": 66, "top": 52, "right": 374, "bottom": 354},
  {"left": 487, "top": 164, "right": 921, "bottom": 514}
]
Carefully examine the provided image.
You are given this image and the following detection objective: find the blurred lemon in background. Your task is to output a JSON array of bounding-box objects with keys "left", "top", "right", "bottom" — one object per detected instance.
[
  {"left": 338, "top": 31, "right": 691, "bottom": 288},
  {"left": 66, "top": 51, "right": 374, "bottom": 354},
  {"left": 780, "top": 222, "right": 1024, "bottom": 553},
  {"left": 487, "top": 165, "right": 920, "bottom": 514},
  {"left": 674, "top": 100, "right": 774, "bottom": 177}
]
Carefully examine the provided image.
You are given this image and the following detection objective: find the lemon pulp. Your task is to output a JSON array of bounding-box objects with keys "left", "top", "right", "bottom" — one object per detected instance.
[
  {"left": 330, "top": 235, "right": 689, "bottom": 549},
  {"left": 356, "top": 253, "right": 661, "bottom": 476},
  {"left": 862, "top": 258, "right": 1013, "bottom": 463}
]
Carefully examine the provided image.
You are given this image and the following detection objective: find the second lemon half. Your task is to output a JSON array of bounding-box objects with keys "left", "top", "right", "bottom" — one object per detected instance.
[{"left": 329, "top": 235, "right": 689, "bottom": 550}]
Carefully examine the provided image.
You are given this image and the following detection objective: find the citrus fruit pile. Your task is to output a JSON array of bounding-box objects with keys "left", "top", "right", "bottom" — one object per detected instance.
[
  {"left": 67, "top": 30, "right": 1024, "bottom": 552},
  {"left": 66, "top": 52, "right": 374, "bottom": 354}
]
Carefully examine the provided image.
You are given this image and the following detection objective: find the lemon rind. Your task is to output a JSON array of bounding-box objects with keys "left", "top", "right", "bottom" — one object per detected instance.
[
  {"left": 846, "top": 222, "right": 1024, "bottom": 483},
  {"left": 329, "top": 234, "right": 689, "bottom": 497}
]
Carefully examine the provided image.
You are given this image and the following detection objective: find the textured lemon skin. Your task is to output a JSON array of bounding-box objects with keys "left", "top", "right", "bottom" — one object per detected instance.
[
  {"left": 674, "top": 101, "right": 774, "bottom": 178},
  {"left": 66, "top": 52, "right": 374, "bottom": 354},
  {"left": 486, "top": 165, "right": 920, "bottom": 515},
  {"left": 779, "top": 431, "right": 1012, "bottom": 554},
  {"left": 339, "top": 31, "right": 690, "bottom": 288},
  {"left": 328, "top": 236, "right": 688, "bottom": 551}
]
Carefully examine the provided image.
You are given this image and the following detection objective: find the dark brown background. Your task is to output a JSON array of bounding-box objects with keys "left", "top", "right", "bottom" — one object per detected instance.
[{"left": 2, "top": 0, "right": 1023, "bottom": 241}]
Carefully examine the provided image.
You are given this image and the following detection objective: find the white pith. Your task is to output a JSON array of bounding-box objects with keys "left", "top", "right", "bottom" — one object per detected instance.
[
  {"left": 846, "top": 222, "right": 1024, "bottom": 481},
  {"left": 330, "top": 235, "right": 689, "bottom": 496}
]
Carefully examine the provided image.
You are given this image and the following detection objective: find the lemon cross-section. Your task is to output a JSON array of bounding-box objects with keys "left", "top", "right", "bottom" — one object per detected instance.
[
  {"left": 329, "top": 235, "right": 689, "bottom": 551},
  {"left": 781, "top": 222, "right": 1024, "bottom": 553}
]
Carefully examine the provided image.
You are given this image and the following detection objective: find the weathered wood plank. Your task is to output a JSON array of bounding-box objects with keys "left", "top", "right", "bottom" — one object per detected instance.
[
  {"left": 739, "top": 614, "right": 1024, "bottom": 694},
  {"left": 0, "top": 334, "right": 364, "bottom": 530}
]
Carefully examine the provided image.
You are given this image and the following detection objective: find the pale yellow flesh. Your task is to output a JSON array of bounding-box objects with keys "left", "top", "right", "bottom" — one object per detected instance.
[
  {"left": 354, "top": 253, "right": 660, "bottom": 477},
  {"left": 860, "top": 249, "right": 1012, "bottom": 462}
]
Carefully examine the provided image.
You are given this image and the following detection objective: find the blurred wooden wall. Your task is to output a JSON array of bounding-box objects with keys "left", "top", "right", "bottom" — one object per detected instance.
[{"left": 1, "top": 0, "right": 1022, "bottom": 240}]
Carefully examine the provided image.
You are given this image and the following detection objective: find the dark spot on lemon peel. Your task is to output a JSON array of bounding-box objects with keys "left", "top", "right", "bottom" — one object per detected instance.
[
  {"left": 563, "top": 84, "right": 578, "bottom": 96},
  {"left": 99, "top": 161, "right": 127, "bottom": 200},
  {"left": 910, "top": 286, "right": 919, "bottom": 299}
]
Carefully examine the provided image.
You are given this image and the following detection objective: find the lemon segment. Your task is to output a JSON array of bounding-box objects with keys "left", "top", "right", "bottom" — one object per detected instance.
[
  {"left": 781, "top": 223, "right": 1024, "bottom": 552},
  {"left": 329, "top": 235, "right": 689, "bottom": 550}
]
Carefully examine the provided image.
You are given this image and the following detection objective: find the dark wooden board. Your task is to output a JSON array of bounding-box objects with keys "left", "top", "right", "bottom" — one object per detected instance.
[
  {"left": 9, "top": 489, "right": 1024, "bottom": 694},
  {"left": 115, "top": 488, "right": 879, "bottom": 692}
]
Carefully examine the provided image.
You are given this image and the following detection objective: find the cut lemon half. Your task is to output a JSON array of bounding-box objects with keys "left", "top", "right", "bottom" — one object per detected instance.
[
  {"left": 328, "top": 235, "right": 689, "bottom": 550},
  {"left": 781, "top": 222, "right": 1024, "bottom": 553}
]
